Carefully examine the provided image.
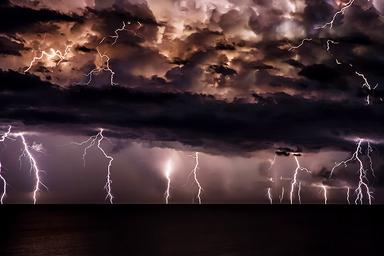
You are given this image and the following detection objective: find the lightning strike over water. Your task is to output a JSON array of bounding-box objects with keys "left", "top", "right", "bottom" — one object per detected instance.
[
  {"left": 346, "top": 186, "right": 351, "bottom": 204},
  {"left": 321, "top": 185, "right": 328, "bottom": 205},
  {"left": 279, "top": 187, "right": 285, "bottom": 204},
  {"left": 0, "top": 126, "right": 12, "bottom": 204},
  {"left": 164, "top": 159, "right": 173, "bottom": 204},
  {"left": 191, "top": 152, "right": 203, "bottom": 204},
  {"left": 297, "top": 182, "right": 302, "bottom": 204},
  {"left": 290, "top": 155, "right": 311, "bottom": 204},
  {"left": 73, "top": 129, "right": 114, "bottom": 204},
  {"left": 0, "top": 162, "right": 6, "bottom": 204},
  {"left": 267, "top": 187, "right": 273, "bottom": 204},
  {"left": 15, "top": 133, "right": 46, "bottom": 204},
  {"left": 1, "top": 126, "right": 47, "bottom": 204},
  {"left": 330, "top": 140, "right": 374, "bottom": 205}
]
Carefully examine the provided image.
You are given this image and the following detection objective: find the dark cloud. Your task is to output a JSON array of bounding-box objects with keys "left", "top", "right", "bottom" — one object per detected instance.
[
  {"left": 0, "top": 5, "right": 81, "bottom": 33},
  {"left": 1, "top": 71, "right": 383, "bottom": 155},
  {"left": 0, "top": 36, "right": 27, "bottom": 56}
]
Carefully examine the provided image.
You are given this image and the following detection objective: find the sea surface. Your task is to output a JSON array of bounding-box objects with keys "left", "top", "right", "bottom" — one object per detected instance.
[{"left": 0, "top": 205, "right": 381, "bottom": 256}]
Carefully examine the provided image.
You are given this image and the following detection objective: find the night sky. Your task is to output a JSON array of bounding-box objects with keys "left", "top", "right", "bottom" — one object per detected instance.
[{"left": 1, "top": 0, "right": 384, "bottom": 204}]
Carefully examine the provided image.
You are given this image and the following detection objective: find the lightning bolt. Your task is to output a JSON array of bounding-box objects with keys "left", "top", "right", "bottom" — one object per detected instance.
[
  {"left": 326, "top": 39, "right": 339, "bottom": 51},
  {"left": 355, "top": 72, "right": 378, "bottom": 105},
  {"left": 267, "top": 187, "right": 273, "bottom": 204},
  {"left": 191, "top": 152, "right": 203, "bottom": 204},
  {"left": 87, "top": 21, "right": 143, "bottom": 85},
  {"left": 279, "top": 187, "right": 285, "bottom": 203},
  {"left": 0, "top": 126, "right": 12, "bottom": 204},
  {"left": 73, "top": 129, "right": 114, "bottom": 204},
  {"left": 288, "top": 1, "right": 379, "bottom": 105},
  {"left": 290, "top": 155, "right": 311, "bottom": 204},
  {"left": 164, "top": 159, "right": 173, "bottom": 204},
  {"left": 321, "top": 185, "right": 328, "bottom": 205},
  {"left": 84, "top": 47, "right": 117, "bottom": 86},
  {"left": 316, "top": 0, "right": 356, "bottom": 30},
  {"left": 24, "top": 45, "right": 72, "bottom": 73},
  {"left": 346, "top": 186, "right": 351, "bottom": 204},
  {"left": 1, "top": 126, "right": 47, "bottom": 204},
  {"left": 297, "top": 182, "right": 302, "bottom": 204},
  {"left": 330, "top": 139, "right": 374, "bottom": 205},
  {"left": 288, "top": 38, "right": 312, "bottom": 51},
  {"left": 0, "top": 162, "right": 6, "bottom": 204},
  {"left": 15, "top": 132, "right": 47, "bottom": 204},
  {"left": 326, "top": 40, "right": 379, "bottom": 105},
  {"left": 100, "top": 21, "right": 127, "bottom": 45},
  {"left": 100, "top": 21, "right": 143, "bottom": 45}
]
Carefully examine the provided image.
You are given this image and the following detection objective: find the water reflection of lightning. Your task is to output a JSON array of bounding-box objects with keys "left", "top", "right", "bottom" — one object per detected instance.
[
  {"left": 330, "top": 140, "right": 374, "bottom": 205},
  {"left": 73, "top": 129, "right": 114, "bottom": 204}
]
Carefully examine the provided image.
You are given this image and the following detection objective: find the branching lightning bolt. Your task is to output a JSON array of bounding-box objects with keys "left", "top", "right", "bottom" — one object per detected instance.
[
  {"left": 1, "top": 126, "right": 47, "bottom": 204},
  {"left": 100, "top": 21, "right": 127, "bottom": 45},
  {"left": 0, "top": 126, "right": 11, "bottom": 204},
  {"left": 87, "top": 21, "right": 143, "bottom": 86},
  {"left": 100, "top": 21, "right": 143, "bottom": 45},
  {"left": 25, "top": 45, "right": 72, "bottom": 73},
  {"left": 316, "top": 0, "right": 356, "bottom": 30},
  {"left": 84, "top": 48, "right": 117, "bottom": 86},
  {"left": 330, "top": 140, "right": 374, "bottom": 205},
  {"left": 355, "top": 72, "right": 378, "bottom": 105},
  {"left": 15, "top": 132, "right": 47, "bottom": 204},
  {"left": 191, "top": 152, "right": 203, "bottom": 204},
  {"left": 73, "top": 129, "right": 114, "bottom": 204},
  {"left": 290, "top": 155, "right": 311, "bottom": 204},
  {"left": 326, "top": 39, "right": 379, "bottom": 105}
]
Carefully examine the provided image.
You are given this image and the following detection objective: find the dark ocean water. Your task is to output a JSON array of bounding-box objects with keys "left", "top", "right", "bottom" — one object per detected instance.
[{"left": 0, "top": 205, "right": 381, "bottom": 256}]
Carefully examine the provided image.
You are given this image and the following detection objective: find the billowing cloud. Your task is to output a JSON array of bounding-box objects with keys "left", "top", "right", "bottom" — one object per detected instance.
[{"left": 0, "top": 0, "right": 383, "bottom": 203}]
